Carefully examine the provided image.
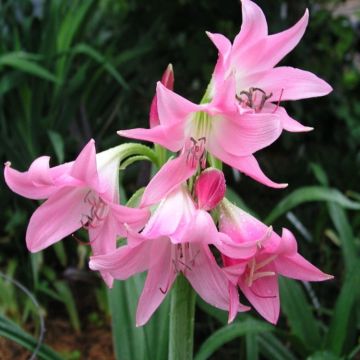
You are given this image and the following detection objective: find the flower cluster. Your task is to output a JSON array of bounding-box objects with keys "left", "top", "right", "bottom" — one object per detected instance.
[{"left": 4, "top": 0, "right": 332, "bottom": 326}]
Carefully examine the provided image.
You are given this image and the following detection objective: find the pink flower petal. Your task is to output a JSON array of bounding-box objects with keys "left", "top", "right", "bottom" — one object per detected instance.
[
  {"left": 215, "top": 232, "right": 259, "bottom": 259},
  {"left": 136, "top": 240, "right": 175, "bottom": 326},
  {"left": 156, "top": 82, "right": 199, "bottom": 126},
  {"left": 110, "top": 203, "right": 150, "bottom": 234},
  {"left": 212, "top": 113, "right": 282, "bottom": 156},
  {"left": 208, "top": 143, "right": 287, "bottom": 189},
  {"left": 210, "top": 75, "right": 238, "bottom": 113},
  {"left": 263, "top": 104, "right": 313, "bottom": 133},
  {"left": 228, "top": 282, "right": 242, "bottom": 323},
  {"left": 240, "top": 9, "right": 309, "bottom": 73},
  {"left": 140, "top": 156, "right": 196, "bottom": 208},
  {"left": 89, "top": 214, "right": 118, "bottom": 288},
  {"left": 180, "top": 210, "right": 219, "bottom": 244},
  {"left": 118, "top": 122, "right": 185, "bottom": 153},
  {"left": 274, "top": 253, "right": 333, "bottom": 281},
  {"left": 89, "top": 239, "right": 157, "bottom": 282},
  {"left": 185, "top": 243, "right": 249, "bottom": 314},
  {"left": 239, "top": 273, "right": 280, "bottom": 324},
  {"left": 150, "top": 64, "right": 175, "bottom": 128},
  {"left": 206, "top": 32, "right": 232, "bottom": 64},
  {"left": 233, "top": 0, "right": 268, "bottom": 52},
  {"left": 206, "top": 32, "right": 232, "bottom": 85},
  {"left": 4, "top": 158, "right": 56, "bottom": 199},
  {"left": 142, "top": 186, "right": 195, "bottom": 240},
  {"left": 261, "top": 10, "right": 309, "bottom": 69},
  {"left": 70, "top": 139, "right": 99, "bottom": 189},
  {"left": 243, "top": 67, "right": 332, "bottom": 102},
  {"left": 26, "top": 187, "right": 90, "bottom": 252},
  {"left": 195, "top": 168, "right": 226, "bottom": 211}
]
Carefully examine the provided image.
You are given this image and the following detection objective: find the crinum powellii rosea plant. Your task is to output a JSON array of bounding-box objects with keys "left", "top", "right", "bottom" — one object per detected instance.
[{"left": 4, "top": 0, "right": 333, "bottom": 357}]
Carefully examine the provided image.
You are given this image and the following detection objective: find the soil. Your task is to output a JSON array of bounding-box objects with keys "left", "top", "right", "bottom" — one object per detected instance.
[{"left": 0, "top": 317, "right": 114, "bottom": 360}]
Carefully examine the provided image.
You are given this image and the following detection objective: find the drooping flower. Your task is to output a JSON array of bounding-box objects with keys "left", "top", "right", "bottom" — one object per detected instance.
[
  {"left": 207, "top": 0, "right": 332, "bottom": 132},
  {"left": 218, "top": 199, "right": 333, "bottom": 324},
  {"left": 90, "top": 186, "right": 249, "bottom": 326},
  {"left": 4, "top": 140, "right": 150, "bottom": 287}
]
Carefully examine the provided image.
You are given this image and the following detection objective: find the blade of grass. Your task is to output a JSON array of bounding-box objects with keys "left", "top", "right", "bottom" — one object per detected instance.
[
  {"left": 71, "top": 43, "right": 129, "bottom": 89},
  {"left": 246, "top": 333, "right": 259, "bottom": 360},
  {"left": 194, "top": 319, "right": 273, "bottom": 360},
  {"left": 54, "top": 281, "right": 81, "bottom": 333},
  {"left": 265, "top": 186, "right": 360, "bottom": 224},
  {"left": 108, "top": 274, "right": 148, "bottom": 360},
  {"left": 327, "top": 204, "right": 357, "bottom": 272},
  {"left": 0, "top": 52, "right": 58, "bottom": 83},
  {"left": 279, "top": 278, "right": 321, "bottom": 353},
  {"left": 0, "top": 315, "right": 62, "bottom": 360},
  {"left": 258, "top": 332, "right": 297, "bottom": 360}
]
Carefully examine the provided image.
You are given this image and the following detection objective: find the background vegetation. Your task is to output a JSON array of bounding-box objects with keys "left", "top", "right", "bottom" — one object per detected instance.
[{"left": 0, "top": 0, "right": 359, "bottom": 359}]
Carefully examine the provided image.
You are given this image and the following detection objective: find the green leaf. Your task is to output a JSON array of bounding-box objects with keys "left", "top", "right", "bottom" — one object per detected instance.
[
  {"left": 119, "top": 155, "right": 155, "bottom": 170},
  {"left": 194, "top": 320, "right": 273, "bottom": 360},
  {"left": 0, "top": 52, "right": 58, "bottom": 83},
  {"left": 309, "top": 163, "right": 329, "bottom": 187},
  {"left": 258, "top": 332, "right": 297, "bottom": 360},
  {"left": 246, "top": 333, "right": 259, "bottom": 360},
  {"left": 56, "top": 0, "right": 95, "bottom": 81},
  {"left": 52, "top": 242, "right": 67, "bottom": 267},
  {"left": 108, "top": 276, "right": 146, "bottom": 360},
  {"left": 71, "top": 43, "right": 129, "bottom": 89},
  {"left": 48, "top": 130, "right": 65, "bottom": 164},
  {"left": 279, "top": 278, "right": 321, "bottom": 352},
  {"left": 126, "top": 188, "right": 145, "bottom": 209},
  {"left": 325, "top": 266, "right": 360, "bottom": 355},
  {"left": 327, "top": 204, "right": 357, "bottom": 272},
  {"left": 0, "top": 314, "right": 63, "bottom": 360},
  {"left": 307, "top": 350, "right": 341, "bottom": 360},
  {"left": 54, "top": 281, "right": 81, "bottom": 333},
  {"left": 265, "top": 186, "right": 360, "bottom": 224}
]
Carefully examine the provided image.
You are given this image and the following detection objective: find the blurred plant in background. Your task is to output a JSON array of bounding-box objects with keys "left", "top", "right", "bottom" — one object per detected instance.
[{"left": 0, "top": 0, "right": 359, "bottom": 359}]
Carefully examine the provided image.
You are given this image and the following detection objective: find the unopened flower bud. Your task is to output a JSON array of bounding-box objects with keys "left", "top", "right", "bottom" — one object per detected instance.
[
  {"left": 195, "top": 168, "right": 226, "bottom": 211},
  {"left": 149, "top": 64, "right": 174, "bottom": 128}
]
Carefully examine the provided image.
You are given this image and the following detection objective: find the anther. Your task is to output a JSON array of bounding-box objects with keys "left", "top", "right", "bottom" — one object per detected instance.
[{"left": 237, "top": 87, "right": 273, "bottom": 112}]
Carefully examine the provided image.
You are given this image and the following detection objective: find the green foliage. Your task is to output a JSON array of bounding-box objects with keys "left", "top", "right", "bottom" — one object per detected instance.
[{"left": 0, "top": 0, "right": 359, "bottom": 358}]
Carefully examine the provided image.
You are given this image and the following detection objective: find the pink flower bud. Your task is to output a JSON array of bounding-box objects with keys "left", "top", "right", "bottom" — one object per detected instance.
[
  {"left": 195, "top": 168, "right": 226, "bottom": 211},
  {"left": 149, "top": 64, "right": 174, "bottom": 128}
]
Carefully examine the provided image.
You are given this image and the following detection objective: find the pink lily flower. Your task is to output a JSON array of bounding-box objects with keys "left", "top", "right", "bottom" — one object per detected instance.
[
  {"left": 218, "top": 199, "right": 333, "bottom": 324},
  {"left": 207, "top": 0, "right": 332, "bottom": 132},
  {"left": 4, "top": 140, "right": 150, "bottom": 287},
  {"left": 119, "top": 75, "right": 285, "bottom": 195},
  {"left": 90, "top": 186, "right": 249, "bottom": 326}
]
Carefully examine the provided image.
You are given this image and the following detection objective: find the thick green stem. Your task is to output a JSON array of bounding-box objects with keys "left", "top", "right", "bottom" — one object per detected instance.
[{"left": 168, "top": 274, "right": 196, "bottom": 360}]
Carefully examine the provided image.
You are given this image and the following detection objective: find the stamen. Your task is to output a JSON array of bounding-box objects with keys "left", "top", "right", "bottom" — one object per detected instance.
[
  {"left": 256, "top": 226, "right": 273, "bottom": 249},
  {"left": 172, "top": 244, "right": 199, "bottom": 275},
  {"left": 71, "top": 233, "right": 94, "bottom": 246},
  {"left": 81, "top": 191, "right": 108, "bottom": 229},
  {"left": 254, "top": 255, "right": 277, "bottom": 272},
  {"left": 252, "top": 271, "right": 276, "bottom": 282},
  {"left": 247, "top": 258, "right": 256, "bottom": 286},
  {"left": 237, "top": 87, "right": 273, "bottom": 112},
  {"left": 186, "top": 137, "right": 207, "bottom": 169}
]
